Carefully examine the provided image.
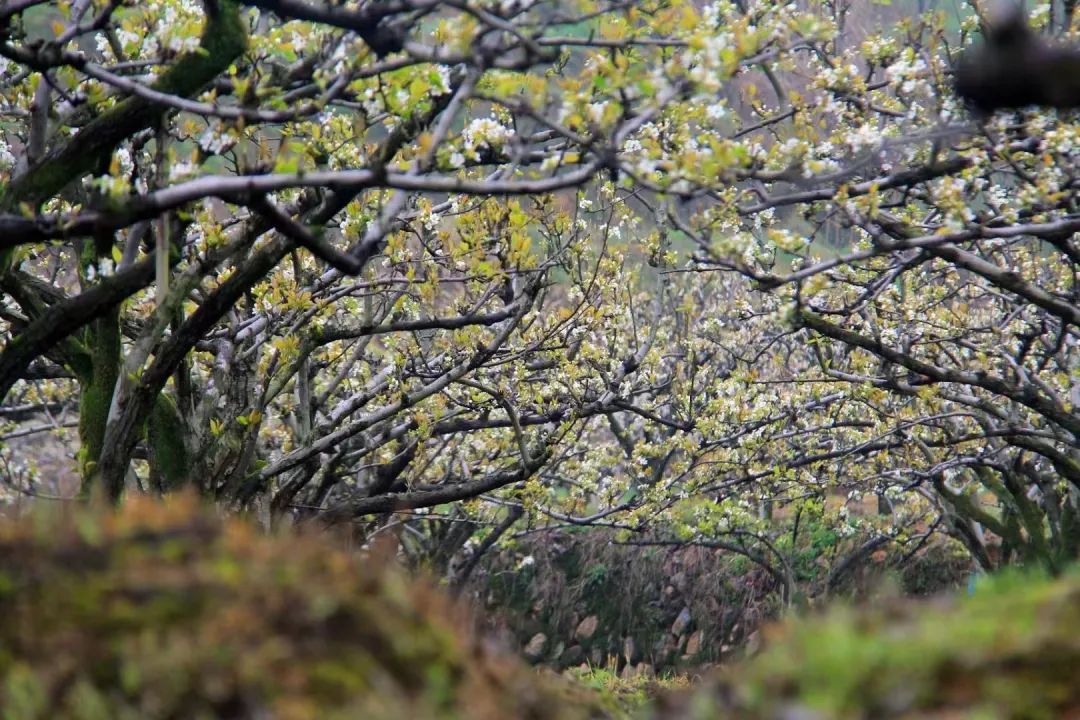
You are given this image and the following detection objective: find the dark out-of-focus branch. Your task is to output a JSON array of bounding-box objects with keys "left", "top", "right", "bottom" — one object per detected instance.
[{"left": 954, "top": 3, "right": 1080, "bottom": 113}]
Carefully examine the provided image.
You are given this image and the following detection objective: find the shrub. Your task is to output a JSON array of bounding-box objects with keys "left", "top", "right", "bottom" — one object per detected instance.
[
  {"left": 650, "top": 569, "right": 1080, "bottom": 719},
  {"left": 0, "top": 495, "right": 611, "bottom": 720}
]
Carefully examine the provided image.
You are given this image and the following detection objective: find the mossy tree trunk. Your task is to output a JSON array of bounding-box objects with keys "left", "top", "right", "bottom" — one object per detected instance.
[
  {"left": 77, "top": 308, "right": 120, "bottom": 492},
  {"left": 0, "top": 1, "right": 247, "bottom": 501}
]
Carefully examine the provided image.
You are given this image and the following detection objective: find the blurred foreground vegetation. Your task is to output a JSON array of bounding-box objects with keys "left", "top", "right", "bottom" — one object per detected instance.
[
  {"left": 0, "top": 497, "right": 1077, "bottom": 720},
  {"left": 653, "top": 568, "right": 1080, "bottom": 719},
  {"left": 0, "top": 495, "right": 611, "bottom": 720}
]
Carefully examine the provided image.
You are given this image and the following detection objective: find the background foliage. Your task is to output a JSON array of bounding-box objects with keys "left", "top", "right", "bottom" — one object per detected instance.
[{"left": 1, "top": 0, "right": 1080, "bottom": 662}]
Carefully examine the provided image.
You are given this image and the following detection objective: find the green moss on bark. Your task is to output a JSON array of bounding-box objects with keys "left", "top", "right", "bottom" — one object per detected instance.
[
  {"left": 146, "top": 392, "right": 190, "bottom": 492},
  {"left": 77, "top": 307, "right": 120, "bottom": 490}
]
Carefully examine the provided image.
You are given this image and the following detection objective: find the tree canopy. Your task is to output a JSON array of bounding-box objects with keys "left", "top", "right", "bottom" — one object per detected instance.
[{"left": 1, "top": 0, "right": 1079, "bottom": 605}]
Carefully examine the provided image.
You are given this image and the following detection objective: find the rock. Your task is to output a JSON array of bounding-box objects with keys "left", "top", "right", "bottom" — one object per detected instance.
[
  {"left": 575, "top": 614, "right": 600, "bottom": 641},
  {"left": 589, "top": 648, "right": 604, "bottom": 666},
  {"left": 490, "top": 618, "right": 516, "bottom": 649},
  {"left": 654, "top": 635, "right": 677, "bottom": 666},
  {"left": 623, "top": 636, "right": 639, "bottom": 665},
  {"left": 671, "top": 571, "right": 688, "bottom": 594},
  {"left": 672, "top": 606, "right": 692, "bottom": 636},
  {"left": 524, "top": 632, "right": 547, "bottom": 661},
  {"left": 685, "top": 630, "right": 703, "bottom": 657},
  {"left": 621, "top": 662, "right": 654, "bottom": 680},
  {"left": 745, "top": 630, "right": 762, "bottom": 656},
  {"left": 559, "top": 644, "right": 585, "bottom": 668}
]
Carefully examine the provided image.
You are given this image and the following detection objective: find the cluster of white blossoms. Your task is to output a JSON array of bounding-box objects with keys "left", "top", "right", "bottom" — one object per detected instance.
[
  {"left": 705, "top": 100, "right": 728, "bottom": 121},
  {"left": 90, "top": 0, "right": 203, "bottom": 72},
  {"left": 429, "top": 65, "right": 453, "bottom": 96},
  {"left": 0, "top": 138, "right": 15, "bottom": 172},
  {"left": 816, "top": 62, "right": 863, "bottom": 93},
  {"left": 417, "top": 204, "right": 441, "bottom": 232},
  {"left": 98, "top": 27, "right": 146, "bottom": 58},
  {"left": 986, "top": 183, "right": 1020, "bottom": 224},
  {"left": 358, "top": 85, "right": 384, "bottom": 119},
  {"left": 847, "top": 123, "right": 885, "bottom": 153},
  {"left": 883, "top": 48, "right": 928, "bottom": 95},
  {"left": 1030, "top": 2, "right": 1053, "bottom": 28},
  {"left": 680, "top": 30, "right": 737, "bottom": 92},
  {"left": 1042, "top": 123, "right": 1080, "bottom": 158},
  {"left": 167, "top": 157, "right": 200, "bottom": 183},
  {"left": 701, "top": 0, "right": 736, "bottom": 27},
  {"left": 84, "top": 257, "right": 117, "bottom": 281},
  {"left": 860, "top": 34, "right": 899, "bottom": 64},
  {"left": 449, "top": 116, "right": 514, "bottom": 168},
  {"left": 156, "top": 0, "right": 203, "bottom": 54},
  {"left": 197, "top": 121, "right": 237, "bottom": 155},
  {"left": 802, "top": 141, "right": 841, "bottom": 178}
]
